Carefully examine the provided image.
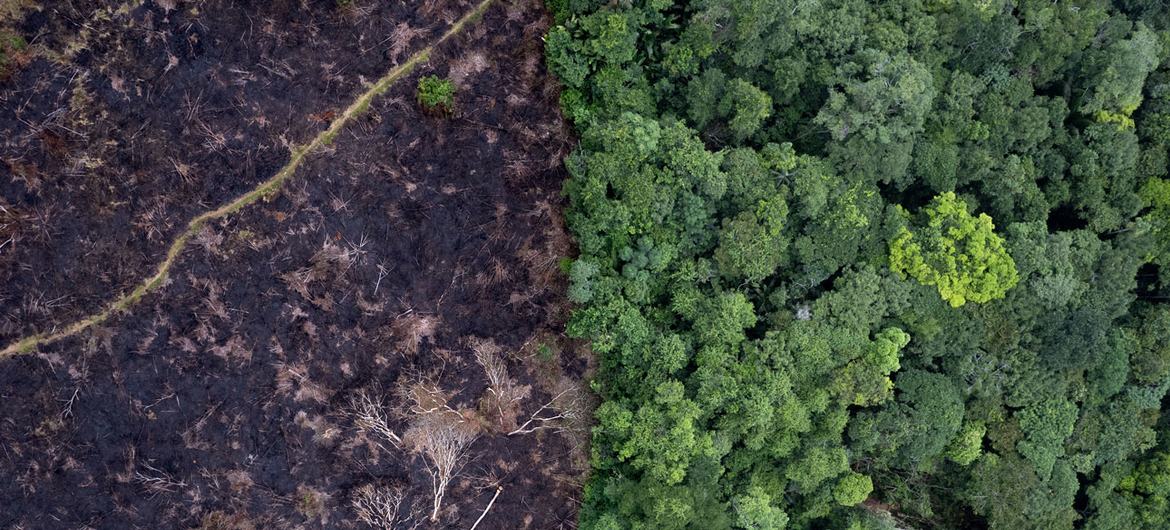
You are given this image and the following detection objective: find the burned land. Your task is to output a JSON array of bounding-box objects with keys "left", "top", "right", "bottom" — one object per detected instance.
[{"left": 0, "top": 1, "right": 589, "bottom": 528}]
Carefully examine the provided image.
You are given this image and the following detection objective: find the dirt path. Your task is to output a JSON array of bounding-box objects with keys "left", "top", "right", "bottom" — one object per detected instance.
[{"left": 0, "top": 0, "right": 495, "bottom": 359}]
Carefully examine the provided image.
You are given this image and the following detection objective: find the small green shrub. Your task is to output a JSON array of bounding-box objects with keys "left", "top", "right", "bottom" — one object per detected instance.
[
  {"left": 537, "top": 343, "right": 555, "bottom": 361},
  {"left": 417, "top": 75, "right": 455, "bottom": 115},
  {"left": 0, "top": 30, "right": 27, "bottom": 78}
]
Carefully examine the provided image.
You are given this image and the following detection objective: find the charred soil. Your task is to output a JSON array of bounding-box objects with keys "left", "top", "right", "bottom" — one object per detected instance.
[{"left": 0, "top": 0, "right": 587, "bottom": 528}]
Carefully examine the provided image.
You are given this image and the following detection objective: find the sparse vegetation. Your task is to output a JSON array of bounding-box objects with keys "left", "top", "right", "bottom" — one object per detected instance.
[
  {"left": 536, "top": 342, "right": 555, "bottom": 361},
  {"left": 9, "top": 0, "right": 1170, "bottom": 526},
  {"left": 294, "top": 485, "right": 327, "bottom": 520},
  {"left": 199, "top": 511, "right": 256, "bottom": 530}
]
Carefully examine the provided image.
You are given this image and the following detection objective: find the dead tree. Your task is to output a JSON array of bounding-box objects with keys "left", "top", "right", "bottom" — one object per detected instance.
[
  {"left": 349, "top": 388, "right": 403, "bottom": 451},
  {"left": 472, "top": 340, "right": 528, "bottom": 427},
  {"left": 352, "top": 484, "right": 408, "bottom": 529},
  {"left": 469, "top": 486, "right": 504, "bottom": 530},
  {"left": 399, "top": 379, "right": 461, "bottom": 417},
  {"left": 406, "top": 412, "right": 478, "bottom": 522},
  {"left": 474, "top": 343, "right": 511, "bottom": 400},
  {"left": 509, "top": 385, "right": 585, "bottom": 436}
]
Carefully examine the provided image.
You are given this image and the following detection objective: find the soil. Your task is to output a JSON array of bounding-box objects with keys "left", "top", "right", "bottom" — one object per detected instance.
[{"left": 0, "top": 0, "right": 588, "bottom": 528}]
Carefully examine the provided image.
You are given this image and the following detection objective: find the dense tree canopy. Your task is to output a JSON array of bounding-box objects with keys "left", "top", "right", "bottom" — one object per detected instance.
[{"left": 546, "top": 0, "right": 1170, "bottom": 527}]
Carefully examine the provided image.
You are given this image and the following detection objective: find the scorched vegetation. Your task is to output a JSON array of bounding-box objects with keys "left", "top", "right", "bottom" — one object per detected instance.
[{"left": 0, "top": 0, "right": 585, "bottom": 528}]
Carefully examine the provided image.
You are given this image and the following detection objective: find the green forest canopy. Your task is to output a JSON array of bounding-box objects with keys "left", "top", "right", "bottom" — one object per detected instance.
[{"left": 545, "top": 0, "right": 1170, "bottom": 528}]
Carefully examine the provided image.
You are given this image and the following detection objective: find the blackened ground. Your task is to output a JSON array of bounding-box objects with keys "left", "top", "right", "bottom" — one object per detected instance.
[
  {"left": 0, "top": 0, "right": 589, "bottom": 528},
  {"left": 0, "top": 0, "right": 480, "bottom": 343}
]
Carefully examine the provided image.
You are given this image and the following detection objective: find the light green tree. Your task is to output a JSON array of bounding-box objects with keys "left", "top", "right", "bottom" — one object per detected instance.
[
  {"left": 946, "top": 421, "right": 986, "bottom": 466},
  {"left": 889, "top": 192, "right": 1019, "bottom": 307},
  {"left": 733, "top": 487, "right": 790, "bottom": 529}
]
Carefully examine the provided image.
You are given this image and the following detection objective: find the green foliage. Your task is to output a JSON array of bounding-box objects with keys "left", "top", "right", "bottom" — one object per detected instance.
[
  {"left": 946, "top": 421, "right": 986, "bottom": 466},
  {"left": 1141, "top": 177, "right": 1170, "bottom": 267},
  {"left": 850, "top": 370, "right": 965, "bottom": 469},
  {"left": 833, "top": 473, "right": 873, "bottom": 506},
  {"left": 1133, "top": 306, "right": 1170, "bottom": 385},
  {"left": 1121, "top": 444, "right": 1170, "bottom": 527},
  {"left": 785, "top": 445, "right": 849, "bottom": 493},
  {"left": 968, "top": 455, "right": 1080, "bottom": 530},
  {"left": 814, "top": 51, "right": 935, "bottom": 187},
  {"left": 568, "top": 259, "right": 601, "bottom": 303},
  {"left": 714, "top": 204, "right": 787, "bottom": 283},
  {"left": 546, "top": 26, "right": 591, "bottom": 89},
  {"left": 0, "top": 29, "right": 26, "bottom": 78},
  {"left": 720, "top": 79, "right": 773, "bottom": 142},
  {"left": 416, "top": 75, "right": 455, "bottom": 114},
  {"left": 889, "top": 192, "right": 1019, "bottom": 307},
  {"left": 732, "top": 487, "right": 790, "bottom": 530},
  {"left": 549, "top": 0, "right": 1170, "bottom": 528},
  {"left": 834, "top": 327, "right": 908, "bottom": 406},
  {"left": 598, "top": 381, "right": 710, "bottom": 485},
  {"left": 1017, "top": 398, "right": 1079, "bottom": 477},
  {"left": 1078, "top": 24, "right": 1161, "bottom": 119}
]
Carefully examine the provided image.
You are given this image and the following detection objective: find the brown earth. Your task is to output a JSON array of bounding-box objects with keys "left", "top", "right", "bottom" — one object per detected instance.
[{"left": 0, "top": 0, "right": 589, "bottom": 528}]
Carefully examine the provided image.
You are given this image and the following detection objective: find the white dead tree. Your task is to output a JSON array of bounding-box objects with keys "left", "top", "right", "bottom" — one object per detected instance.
[
  {"left": 350, "top": 388, "right": 403, "bottom": 451},
  {"left": 352, "top": 484, "right": 408, "bottom": 529},
  {"left": 474, "top": 345, "right": 511, "bottom": 401},
  {"left": 406, "top": 412, "right": 479, "bottom": 523},
  {"left": 400, "top": 379, "right": 461, "bottom": 417},
  {"left": 472, "top": 341, "right": 528, "bottom": 426},
  {"left": 469, "top": 485, "right": 504, "bottom": 530},
  {"left": 509, "top": 385, "right": 585, "bottom": 436}
]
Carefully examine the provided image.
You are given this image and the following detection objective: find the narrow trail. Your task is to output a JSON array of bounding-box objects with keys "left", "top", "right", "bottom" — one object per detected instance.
[{"left": 0, "top": 0, "right": 497, "bottom": 358}]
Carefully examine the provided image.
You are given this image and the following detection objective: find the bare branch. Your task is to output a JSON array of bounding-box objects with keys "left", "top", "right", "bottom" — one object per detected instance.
[
  {"left": 508, "top": 387, "right": 584, "bottom": 436},
  {"left": 350, "top": 388, "right": 403, "bottom": 450},
  {"left": 471, "top": 338, "right": 528, "bottom": 428},
  {"left": 134, "top": 461, "right": 187, "bottom": 497},
  {"left": 352, "top": 484, "right": 408, "bottom": 529},
  {"left": 474, "top": 345, "right": 510, "bottom": 394},
  {"left": 400, "top": 379, "right": 460, "bottom": 417}
]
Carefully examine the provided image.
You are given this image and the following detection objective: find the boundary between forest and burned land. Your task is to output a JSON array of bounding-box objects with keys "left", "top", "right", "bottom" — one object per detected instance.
[{"left": 0, "top": 0, "right": 497, "bottom": 358}]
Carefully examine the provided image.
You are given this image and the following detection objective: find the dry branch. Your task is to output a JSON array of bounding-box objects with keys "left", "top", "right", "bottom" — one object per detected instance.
[
  {"left": 400, "top": 379, "right": 461, "bottom": 417},
  {"left": 472, "top": 340, "right": 528, "bottom": 427},
  {"left": 352, "top": 484, "right": 408, "bottom": 529},
  {"left": 349, "top": 388, "right": 403, "bottom": 450},
  {"left": 134, "top": 461, "right": 187, "bottom": 497},
  {"left": 508, "top": 387, "right": 585, "bottom": 436}
]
